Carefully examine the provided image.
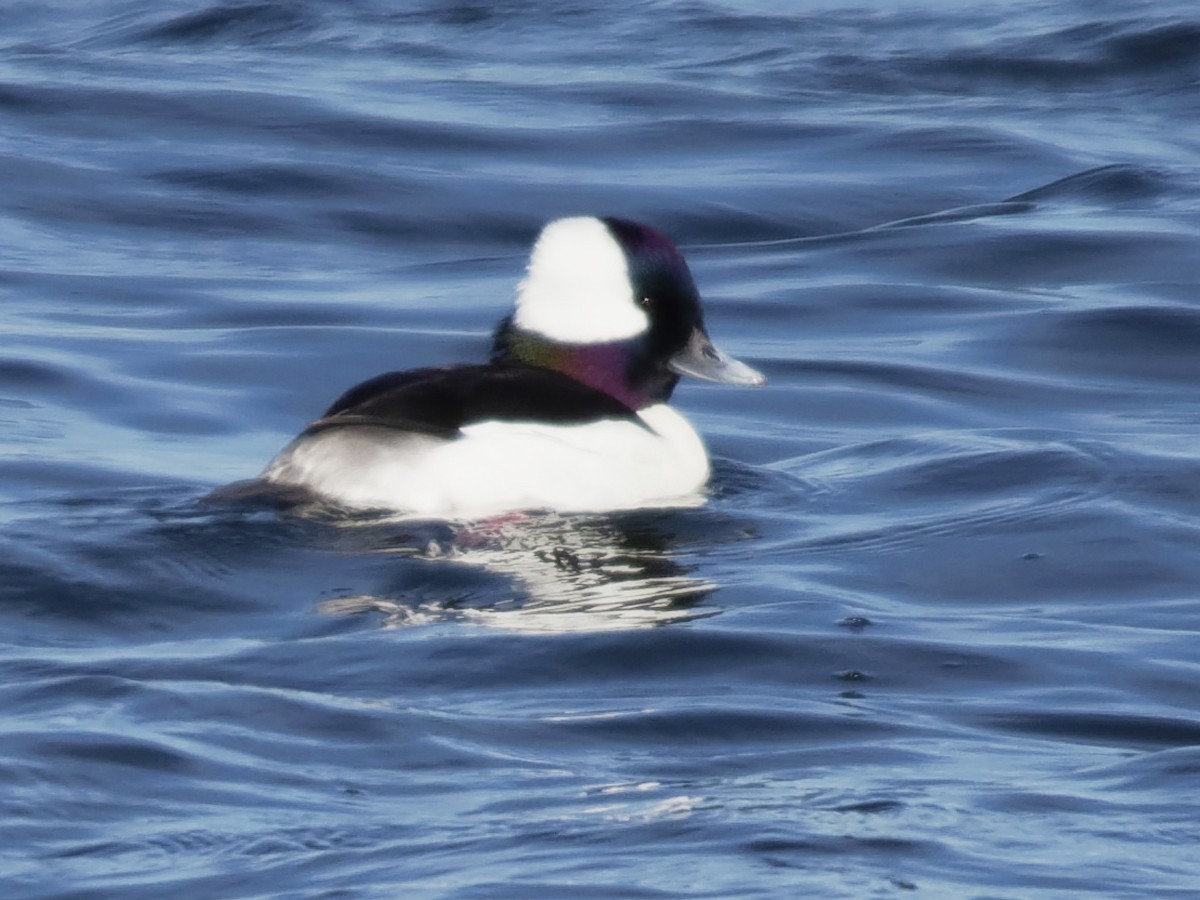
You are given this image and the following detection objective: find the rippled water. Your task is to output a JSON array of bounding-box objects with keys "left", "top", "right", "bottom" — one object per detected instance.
[{"left": 4, "top": 1, "right": 1200, "bottom": 896}]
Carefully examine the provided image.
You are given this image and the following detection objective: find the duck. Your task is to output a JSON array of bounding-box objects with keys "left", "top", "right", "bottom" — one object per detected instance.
[{"left": 258, "top": 216, "right": 764, "bottom": 517}]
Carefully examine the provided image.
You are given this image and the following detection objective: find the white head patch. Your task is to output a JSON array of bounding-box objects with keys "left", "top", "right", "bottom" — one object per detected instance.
[{"left": 513, "top": 217, "right": 650, "bottom": 343}]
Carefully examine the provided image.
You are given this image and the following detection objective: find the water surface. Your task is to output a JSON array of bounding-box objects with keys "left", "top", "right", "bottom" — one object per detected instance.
[{"left": 3, "top": 1, "right": 1200, "bottom": 896}]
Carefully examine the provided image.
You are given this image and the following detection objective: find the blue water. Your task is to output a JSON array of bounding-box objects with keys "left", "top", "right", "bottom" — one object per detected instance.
[{"left": 4, "top": 1, "right": 1200, "bottom": 896}]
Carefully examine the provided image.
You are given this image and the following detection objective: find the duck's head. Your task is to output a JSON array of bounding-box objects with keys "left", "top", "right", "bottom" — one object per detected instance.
[{"left": 493, "top": 216, "right": 764, "bottom": 409}]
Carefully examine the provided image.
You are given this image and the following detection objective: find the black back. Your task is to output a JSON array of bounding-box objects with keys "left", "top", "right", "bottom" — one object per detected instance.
[{"left": 305, "top": 363, "right": 642, "bottom": 439}]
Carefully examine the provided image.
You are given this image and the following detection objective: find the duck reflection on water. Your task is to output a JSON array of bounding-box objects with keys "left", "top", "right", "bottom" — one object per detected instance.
[{"left": 317, "top": 510, "right": 719, "bottom": 633}]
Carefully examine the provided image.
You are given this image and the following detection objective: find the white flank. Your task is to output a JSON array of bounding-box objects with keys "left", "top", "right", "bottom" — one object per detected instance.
[
  {"left": 513, "top": 217, "right": 649, "bottom": 343},
  {"left": 261, "top": 404, "right": 709, "bottom": 517}
]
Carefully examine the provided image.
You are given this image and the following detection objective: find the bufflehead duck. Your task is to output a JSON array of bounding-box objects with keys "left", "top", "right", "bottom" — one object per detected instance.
[{"left": 260, "top": 217, "right": 764, "bottom": 516}]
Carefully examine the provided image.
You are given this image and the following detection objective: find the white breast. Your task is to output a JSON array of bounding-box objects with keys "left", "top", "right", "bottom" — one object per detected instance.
[{"left": 261, "top": 403, "right": 710, "bottom": 517}]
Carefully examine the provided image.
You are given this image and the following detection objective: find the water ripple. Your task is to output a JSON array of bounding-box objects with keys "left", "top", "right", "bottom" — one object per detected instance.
[{"left": 3, "top": 0, "right": 1200, "bottom": 896}]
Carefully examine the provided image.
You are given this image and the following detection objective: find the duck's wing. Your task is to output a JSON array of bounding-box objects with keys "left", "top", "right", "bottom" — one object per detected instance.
[{"left": 301, "top": 364, "right": 641, "bottom": 439}]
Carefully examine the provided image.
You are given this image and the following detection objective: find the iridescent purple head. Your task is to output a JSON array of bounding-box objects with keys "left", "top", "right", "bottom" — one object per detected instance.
[{"left": 493, "top": 217, "right": 764, "bottom": 409}]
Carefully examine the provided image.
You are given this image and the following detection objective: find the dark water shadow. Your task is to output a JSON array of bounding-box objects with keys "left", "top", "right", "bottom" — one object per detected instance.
[{"left": 2, "top": 483, "right": 732, "bottom": 643}]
